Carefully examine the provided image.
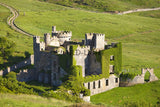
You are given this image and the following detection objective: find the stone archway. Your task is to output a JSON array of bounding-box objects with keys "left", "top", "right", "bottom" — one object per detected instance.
[
  {"left": 144, "top": 70, "right": 151, "bottom": 82},
  {"left": 141, "top": 68, "right": 158, "bottom": 82}
]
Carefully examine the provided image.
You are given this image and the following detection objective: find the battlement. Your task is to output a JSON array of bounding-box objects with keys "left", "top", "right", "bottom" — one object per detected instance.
[
  {"left": 93, "top": 33, "right": 105, "bottom": 37},
  {"left": 77, "top": 45, "right": 90, "bottom": 50},
  {"left": 57, "top": 31, "right": 72, "bottom": 37},
  {"left": 33, "top": 36, "right": 40, "bottom": 43}
]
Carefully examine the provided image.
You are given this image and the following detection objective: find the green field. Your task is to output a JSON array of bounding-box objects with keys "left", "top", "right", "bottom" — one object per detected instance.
[
  {"left": 130, "top": 10, "right": 160, "bottom": 19},
  {"left": 91, "top": 80, "right": 160, "bottom": 106},
  {"left": 39, "top": 0, "right": 160, "bottom": 12},
  {"left": 0, "top": 93, "right": 73, "bottom": 107},
  {"left": 0, "top": 0, "right": 160, "bottom": 106},
  {"left": 0, "top": 4, "right": 33, "bottom": 69},
  {"left": 0, "top": 0, "right": 160, "bottom": 75}
]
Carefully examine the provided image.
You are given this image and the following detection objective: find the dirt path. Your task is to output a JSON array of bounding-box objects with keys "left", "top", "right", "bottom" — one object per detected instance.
[
  {"left": 0, "top": 3, "right": 34, "bottom": 37},
  {"left": 118, "top": 7, "right": 160, "bottom": 15}
]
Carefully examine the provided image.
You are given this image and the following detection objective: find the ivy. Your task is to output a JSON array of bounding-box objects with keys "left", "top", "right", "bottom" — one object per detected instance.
[
  {"left": 120, "top": 72, "right": 137, "bottom": 81},
  {"left": 85, "top": 43, "right": 122, "bottom": 82}
]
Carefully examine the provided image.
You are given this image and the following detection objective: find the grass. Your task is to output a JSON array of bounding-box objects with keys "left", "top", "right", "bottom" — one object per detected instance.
[
  {"left": 0, "top": 4, "right": 33, "bottom": 69},
  {"left": 0, "top": 0, "right": 159, "bottom": 75},
  {"left": 0, "top": 93, "right": 73, "bottom": 107},
  {"left": 0, "top": 0, "right": 159, "bottom": 106},
  {"left": 91, "top": 80, "right": 160, "bottom": 106},
  {"left": 39, "top": 0, "right": 160, "bottom": 12},
  {"left": 130, "top": 10, "right": 160, "bottom": 19}
]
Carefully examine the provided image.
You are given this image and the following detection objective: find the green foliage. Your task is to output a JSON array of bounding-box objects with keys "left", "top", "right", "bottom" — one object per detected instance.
[
  {"left": 4, "top": 72, "right": 17, "bottom": 80},
  {"left": 120, "top": 72, "right": 137, "bottom": 81},
  {"left": 0, "top": 36, "right": 16, "bottom": 59},
  {"left": 58, "top": 54, "right": 72, "bottom": 73},
  {"left": 84, "top": 43, "right": 122, "bottom": 82},
  {"left": 101, "top": 43, "right": 122, "bottom": 76},
  {"left": 144, "top": 71, "right": 150, "bottom": 82},
  {"left": 0, "top": 77, "right": 36, "bottom": 94},
  {"left": 43, "top": 90, "right": 82, "bottom": 103},
  {"left": 84, "top": 74, "right": 103, "bottom": 82},
  {"left": 61, "top": 65, "right": 90, "bottom": 96},
  {"left": 69, "top": 65, "right": 82, "bottom": 78}
]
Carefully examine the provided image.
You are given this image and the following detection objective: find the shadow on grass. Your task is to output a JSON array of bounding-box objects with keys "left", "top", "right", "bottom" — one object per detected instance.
[
  {"left": 26, "top": 80, "right": 58, "bottom": 91},
  {"left": 0, "top": 51, "right": 31, "bottom": 70}
]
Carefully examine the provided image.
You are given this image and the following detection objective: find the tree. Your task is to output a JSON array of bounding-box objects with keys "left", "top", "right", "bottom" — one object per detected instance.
[{"left": 0, "top": 36, "right": 16, "bottom": 60}]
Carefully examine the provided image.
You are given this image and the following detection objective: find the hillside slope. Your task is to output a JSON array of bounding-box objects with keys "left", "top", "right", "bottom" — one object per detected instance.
[
  {"left": 0, "top": 0, "right": 160, "bottom": 76},
  {"left": 0, "top": 93, "right": 72, "bottom": 107},
  {"left": 39, "top": 0, "right": 160, "bottom": 12}
]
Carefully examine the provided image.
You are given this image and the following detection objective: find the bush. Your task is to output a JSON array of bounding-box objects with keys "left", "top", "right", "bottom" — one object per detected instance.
[{"left": 4, "top": 72, "right": 17, "bottom": 80}]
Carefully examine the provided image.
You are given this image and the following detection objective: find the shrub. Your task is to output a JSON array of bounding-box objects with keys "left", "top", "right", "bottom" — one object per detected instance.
[{"left": 4, "top": 72, "right": 17, "bottom": 80}]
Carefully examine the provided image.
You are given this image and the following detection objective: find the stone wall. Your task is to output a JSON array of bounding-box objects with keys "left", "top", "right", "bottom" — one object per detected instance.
[
  {"left": 120, "top": 68, "right": 158, "bottom": 87},
  {"left": 84, "top": 74, "right": 119, "bottom": 95},
  {"left": 0, "top": 55, "right": 34, "bottom": 76},
  {"left": 17, "top": 69, "right": 35, "bottom": 82},
  {"left": 87, "top": 52, "right": 102, "bottom": 75},
  {"left": 74, "top": 45, "right": 90, "bottom": 77}
]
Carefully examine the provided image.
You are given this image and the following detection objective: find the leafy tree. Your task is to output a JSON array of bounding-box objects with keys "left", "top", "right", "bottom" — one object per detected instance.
[{"left": 0, "top": 36, "right": 16, "bottom": 59}]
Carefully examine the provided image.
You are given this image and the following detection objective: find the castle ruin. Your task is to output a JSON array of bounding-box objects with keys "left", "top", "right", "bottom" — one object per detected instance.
[{"left": 33, "top": 26, "right": 122, "bottom": 95}]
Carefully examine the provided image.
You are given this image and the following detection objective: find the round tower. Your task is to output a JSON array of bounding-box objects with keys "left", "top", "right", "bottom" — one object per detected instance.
[{"left": 44, "top": 33, "right": 51, "bottom": 46}]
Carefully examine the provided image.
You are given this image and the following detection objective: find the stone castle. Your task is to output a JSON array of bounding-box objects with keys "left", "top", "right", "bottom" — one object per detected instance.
[
  {"left": 0, "top": 26, "right": 158, "bottom": 96},
  {"left": 33, "top": 26, "right": 122, "bottom": 95}
]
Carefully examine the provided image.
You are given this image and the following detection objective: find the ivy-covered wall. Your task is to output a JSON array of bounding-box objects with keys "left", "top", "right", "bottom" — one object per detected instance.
[
  {"left": 58, "top": 45, "right": 78, "bottom": 73},
  {"left": 84, "top": 42, "right": 122, "bottom": 82},
  {"left": 58, "top": 45, "right": 90, "bottom": 96},
  {"left": 101, "top": 42, "right": 122, "bottom": 76},
  {"left": 57, "top": 43, "right": 122, "bottom": 95}
]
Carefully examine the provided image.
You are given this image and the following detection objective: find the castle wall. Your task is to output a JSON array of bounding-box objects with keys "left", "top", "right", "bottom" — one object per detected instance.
[
  {"left": 93, "top": 34, "right": 105, "bottom": 50},
  {"left": 49, "top": 37, "right": 60, "bottom": 47},
  {"left": 84, "top": 74, "right": 119, "bottom": 95},
  {"left": 17, "top": 69, "right": 35, "bottom": 82},
  {"left": 0, "top": 55, "right": 34, "bottom": 76},
  {"left": 74, "top": 46, "right": 90, "bottom": 77},
  {"left": 51, "top": 54, "right": 67, "bottom": 86},
  {"left": 119, "top": 68, "right": 158, "bottom": 87},
  {"left": 87, "top": 53, "right": 102, "bottom": 75}
]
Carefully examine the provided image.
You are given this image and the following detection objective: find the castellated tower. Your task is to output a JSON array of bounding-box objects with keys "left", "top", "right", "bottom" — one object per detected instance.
[
  {"left": 85, "top": 33, "right": 94, "bottom": 46},
  {"left": 44, "top": 33, "right": 51, "bottom": 46},
  {"left": 52, "top": 26, "right": 56, "bottom": 33},
  {"left": 33, "top": 36, "right": 45, "bottom": 70},
  {"left": 51, "top": 26, "right": 72, "bottom": 45},
  {"left": 85, "top": 33, "right": 105, "bottom": 50},
  {"left": 93, "top": 33, "right": 105, "bottom": 50}
]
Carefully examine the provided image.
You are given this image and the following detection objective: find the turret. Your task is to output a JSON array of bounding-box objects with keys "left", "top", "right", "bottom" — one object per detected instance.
[
  {"left": 44, "top": 33, "right": 51, "bottom": 46},
  {"left": 52, "top": 26, "right": 56, "bottom": 32},
  {"left": 93, "top": 33, "right": 105, "bottom": 50}
]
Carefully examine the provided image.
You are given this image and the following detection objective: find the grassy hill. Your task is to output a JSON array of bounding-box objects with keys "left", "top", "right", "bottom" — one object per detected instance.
[
  {"left": 0, "top": 0, "right": 160, "bottom": 106},
  {"left": 130, "top": 10, "right": 160, "bottom": 19},
  {"left": 39, "top": 0, "right": 160, "bottom": 12},
  {"left": 0, "top": 93, "right": 73, "bottom": 107},
  {"left": 0, "top": 4, "right": 33, "bottom": 69},
  {"left": 91, "top": 80, "right": 160, "bottom": 106},
  {"left": 0, "top": 0, "right": 159, "bottom": 76}
]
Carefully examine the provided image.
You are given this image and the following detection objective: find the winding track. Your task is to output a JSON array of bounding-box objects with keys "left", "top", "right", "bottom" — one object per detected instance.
[
  {"left": 0, "top": 2, "right": 160, "bottom": 37},
  {"left": 0, "top": 3, "right": 34, "bottom": 37}
]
